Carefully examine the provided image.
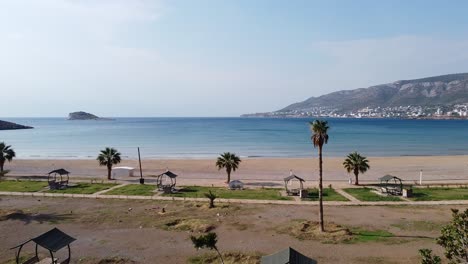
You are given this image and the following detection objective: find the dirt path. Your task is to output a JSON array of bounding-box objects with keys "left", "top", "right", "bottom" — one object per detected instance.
[
  {"left": 1, "top": 196, "right": 463, "bottom": 264},
  {"left": 1, "top": 191, "right": 467, "bottom": 207}
]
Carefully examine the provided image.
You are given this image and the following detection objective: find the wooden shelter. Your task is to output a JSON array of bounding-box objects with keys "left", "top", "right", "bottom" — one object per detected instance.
[
  {"left": 261, "top": 247, "right": 316, "bottom": 264},
  {"left": 378, "top": 175, "right": 403, "bottom": 195},
  {"left": 47, "top": 169, "right": 70, "bottom": 190},
  {"left": 284, "top": 171, "right": 305, "bottom": 196},
  {"left": 153, "top": 170, "right": 178, "bottom": 193},
  {"left": 11, "top": 228, "right": 76, "bottom": 264},
  {"left": 228, "top": 180, "right": 244, "bottom": 190}
]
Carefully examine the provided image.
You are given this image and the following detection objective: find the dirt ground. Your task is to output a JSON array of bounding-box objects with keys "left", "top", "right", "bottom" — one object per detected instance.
[{"left": 0, "top": 196, "right": 465, "bottom": 264}]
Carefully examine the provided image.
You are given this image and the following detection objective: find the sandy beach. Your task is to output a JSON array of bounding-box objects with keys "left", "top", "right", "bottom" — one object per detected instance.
[{"left": 6, "top": 155, "right": 468, "bottom": 186}]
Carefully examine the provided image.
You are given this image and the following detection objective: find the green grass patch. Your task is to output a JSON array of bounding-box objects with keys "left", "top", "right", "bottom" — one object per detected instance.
[
  {"left": 346, "top": 229, "right": 394, "bottom": 243},
  {"left": 0, "top": 180, "right": 47, "bottom": 192},
  {"left": 391, "top": 220, "right": 445, "bottom": 231},
  {"left": 103, "top": 184, "right": 156, "bottom": 196},
  {"left": 343, "top": 188, "right": 402, "bottom": 201},
  {"left": 165, "top": 186, "right": 291, "bottom": 200},
  {"left": 47, "top": 183, "right": 115, "bottom": 194},
  {"left": 409, "top": 187, "right": 468, "bottom": 201},
  {"left": 302, "top": 188, "right": 348, "bottom": 201}
]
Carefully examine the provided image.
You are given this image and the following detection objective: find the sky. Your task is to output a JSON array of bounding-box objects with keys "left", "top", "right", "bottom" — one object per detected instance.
[{"left": 2, "top": 0, "right": 468, "bottom": 117}]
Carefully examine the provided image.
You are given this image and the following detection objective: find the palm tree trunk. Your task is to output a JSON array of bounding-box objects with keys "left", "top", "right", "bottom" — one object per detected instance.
[
  {"left": 214, "top": 247, "right": 225, "bottom": 264},
  {"left": 226, "top": 170, "right": 231, "bottom": 184},
  {"left": 0, "top": 161, "right": 3, "bottom": 173},
  {"left": 107, "top": 166, "right": 112, "bottom": 180},
  {"left": 318, "top": 146, "right": 324, "bottom": 232},
  {"left": 354, "top": 170, "right": 359, "bottom": 185}
]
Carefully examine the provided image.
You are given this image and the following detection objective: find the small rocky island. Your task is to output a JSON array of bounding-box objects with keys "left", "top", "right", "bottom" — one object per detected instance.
[
  {"left": 0, "top": 120, "right": 33, "bottom": 130},
  {"left": 68, "top": 111, "right": 112, "bottom": 120}
]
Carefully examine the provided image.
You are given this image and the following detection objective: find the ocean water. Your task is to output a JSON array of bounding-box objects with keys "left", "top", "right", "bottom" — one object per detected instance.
[{"left": 0, "top": 117, "right": 468, "bottom": 159}]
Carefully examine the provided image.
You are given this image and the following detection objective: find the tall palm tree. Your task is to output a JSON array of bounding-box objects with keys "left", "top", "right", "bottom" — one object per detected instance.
[
  {"left": 97, "top": 147, "right": 121, "bottom": 180},
  {"left": 343, "top": 152, "right": 370, "bottom": 186},
  {"left": 216, "top": 152, "right": 241, "bottom": 184},
  {"left": 310, "top": 119, "right": 329, "bottom": 232},
  {"left": 0, "top": 142, "right": 16, "bottom": 173}
]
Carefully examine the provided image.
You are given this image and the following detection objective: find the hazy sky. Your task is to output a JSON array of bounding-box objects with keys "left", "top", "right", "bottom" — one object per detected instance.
[{"left": 2, "top": 0, "right": 468, "bottom": 117}]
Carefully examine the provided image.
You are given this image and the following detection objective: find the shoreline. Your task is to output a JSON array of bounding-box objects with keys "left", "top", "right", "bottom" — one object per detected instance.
[{"left": 12, "top": 152, "right": 468, "bottom": 160}]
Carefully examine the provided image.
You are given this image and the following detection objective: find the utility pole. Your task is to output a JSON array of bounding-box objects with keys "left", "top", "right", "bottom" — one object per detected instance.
[
  {"left": 419, "top": 169, "right": 423, "bottom": 185},
  {"left": 138, "top": 147, "right": 144, "bottom": 184}
]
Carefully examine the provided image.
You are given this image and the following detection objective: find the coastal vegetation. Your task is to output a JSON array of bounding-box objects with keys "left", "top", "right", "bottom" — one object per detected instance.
[
  {"left": 419, "top": 208, "right": 468, "bottom": 264},
  {"left": 46, "top": 183, "right": 115, "bottom": 194},
  {"left": 164, "top": 186, "right": 291, "bottom": 200},
  {"left": 0, "top": 142, "right": 16, "bottom": 173},
  {"left": 0, "top": 180, "right": 47, "bottom": 192},
  {"left": 189, "top": 251, "right": 261, "bottom": 264},
  {"left": 104, "top": 184, "right": 155, "bottom": 196},
  {"left": 410, "top": 187, "right": 468, "bottom": 201},
  {"left": 191, "top": 232, "right": 225, "bottom": 264},
  {"left": 310, "top": 119, "right": 329, "bottom": 232},
  {"left": 204, "top": 190, "right": 217, "bottom": 208},
  {"left": 343, "top": 152, "right": 370, "bottom": 185},
  {"left": 97, "top": 147, "right": 122, "bottom": 180},
  {"left": 343, "top": 188, "right": 402, "bottom": 201},
  {"left": 216, "top": 152, "right": 241, "bottom": 184},
  {"left": 301, "top": 187, "right": 348, "bottom": 201}
]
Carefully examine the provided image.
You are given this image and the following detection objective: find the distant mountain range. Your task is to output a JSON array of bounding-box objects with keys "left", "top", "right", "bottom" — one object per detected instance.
[
  {"left": 0, "top": 120, "right": 33, "bottom": 130},
  {"left": 243, "top": 73, "right": 468, "bottom": 117}
]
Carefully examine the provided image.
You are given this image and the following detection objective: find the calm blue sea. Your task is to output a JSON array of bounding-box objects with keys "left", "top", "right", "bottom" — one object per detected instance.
[{"left": 0, "top": 117, "right": 467, "bottom": 159}]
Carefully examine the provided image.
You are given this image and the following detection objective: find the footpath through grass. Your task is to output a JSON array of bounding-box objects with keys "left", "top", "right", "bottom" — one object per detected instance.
[
  {"left": 410, "top": 187, "right": 468, "bottom": 201},
  {"left": 344, "top": 188, "right": 402, "bottom": 201},
  {"left": 103, "top": 184, "right": 156, "bottom": 196},
  {"left": 165, "top": 186, "right": 292, "bottom": 200},
  {"left": 302, "top": 188, "right": 348, "bottom": 201},
  {"left": 0, "top": 180, "right": 47, "bottom": 192},
  {"left": 46, "top": 183, "right": 116, "bottom": 194}
]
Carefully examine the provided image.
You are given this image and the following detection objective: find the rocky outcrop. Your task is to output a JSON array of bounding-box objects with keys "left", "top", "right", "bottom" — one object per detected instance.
[
  {"left": 0, "top": 120, "right": 33, "bottom": 130},
  {"left": 68, "top": 111, "right": 100, "bottom": 120}
]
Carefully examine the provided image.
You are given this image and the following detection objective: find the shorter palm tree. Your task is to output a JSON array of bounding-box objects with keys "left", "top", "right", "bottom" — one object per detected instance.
[
  {"left": 343, "top": 152, "right": 370, "bottom": 185},
  {"left": 0, "top": 142, "right": 16, "bottom": 173},
  {"left": 97, "top": 147, "right": 122, "bottom": 180},
  {"left": 204, "top": 190, "right": 217, "bottom": 208},
  {"left": 216, "top": 152, "right": 241, "bottom": 184}
]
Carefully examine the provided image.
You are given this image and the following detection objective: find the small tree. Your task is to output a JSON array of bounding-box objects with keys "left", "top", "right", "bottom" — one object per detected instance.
[
  {"left": 437, "top": 208, "right": 468, "bottom": 263},
  {"left": 419, "top": 208, "right": 468, "bottom": 264},
  {"left": 419, "top": 249, "right": 441, "bottom": 264},
  {"left": 0, "top": 142, "right": 16, "bottom": 173},
  {"left": 204, "top": 190, "right": 217, "bottom": 208},
  {"left": 190, "top": 232, "right": 224, "bottom": 264}
]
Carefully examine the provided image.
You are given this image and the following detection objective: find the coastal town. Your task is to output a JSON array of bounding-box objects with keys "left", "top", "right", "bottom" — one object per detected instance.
[{"left": 244, "top": 104, "right": 468, "bottom": 119}]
